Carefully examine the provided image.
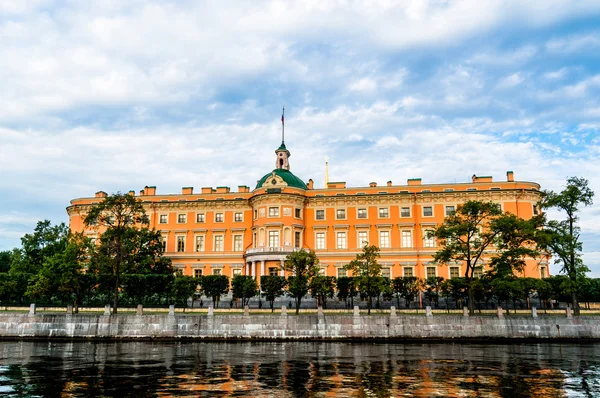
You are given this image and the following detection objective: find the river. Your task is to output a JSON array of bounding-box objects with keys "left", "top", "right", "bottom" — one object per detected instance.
[{"left": 0, "top": 341, "right": 599, "bottom": 397}]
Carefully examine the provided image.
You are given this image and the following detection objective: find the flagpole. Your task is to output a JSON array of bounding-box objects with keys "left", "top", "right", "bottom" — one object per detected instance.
[{"left": 282, "top": 106, "right": 285, "bottom": 144}]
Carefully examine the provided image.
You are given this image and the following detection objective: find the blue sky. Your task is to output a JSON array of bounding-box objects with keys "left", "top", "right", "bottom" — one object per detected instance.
[{"left": 1, "top": 0, "right": 599, "bottom": 275}]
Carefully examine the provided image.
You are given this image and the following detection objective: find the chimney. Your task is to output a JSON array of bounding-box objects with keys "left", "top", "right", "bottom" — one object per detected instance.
[
  {"left": 307, "top": 179, "right": 314, "bottom": 190},
  {"left": 507, "top": 171, "right": 514, "bottom": 182},
  {"left": 387, "top": 181, "right": 392, "bottom": 187},
  {"left": 128, "top": 190, "right": 135, "bottom": 196},
  {"left": 407, "top": 178, "right": 421, "bottom": 186},
  {"left": 369, "top": 182, "right": 377, "bottom": 188},
  {"left": 238, "top": 185, "right": 249, "bottom": 193},
  {"left": 144, "top": 186, "right": 156, "bottom": 196},
  {"left": 182, "top": 187, "right": 193, "bottom": 195},
  {"left": 201, "top": 187, "right": 213, "bottom": 194},
  {"left": 95, "top": 191, "right": 108, "bottom": 198}
]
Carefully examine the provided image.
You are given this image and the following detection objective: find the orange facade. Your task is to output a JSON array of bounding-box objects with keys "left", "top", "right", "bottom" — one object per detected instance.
[{"left": 67, "top": 142, "right": 548, "bottom": 281}]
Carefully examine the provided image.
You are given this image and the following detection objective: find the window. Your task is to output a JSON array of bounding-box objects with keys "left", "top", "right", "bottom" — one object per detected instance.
[
  {"left": 268, "top": 230, "right": 280, "bottom": 247},
  {"left": 426, "top": 267, "right": 436, "bottom": 278},
  {"left": 381, "top": 267, "right": 391, "bottom": 278},
  {"left": 254, "top": 209, "right": 258, "bottom": 219},
  {"left": 269, "top": 267, "right": 279, "bottom": 276},
  {"left": 319, "top": 267, "right": 326, "bottom": 276},
  {"left": 533, "top": 205, "right": 539, "bottom": 215},
  {"left": 232, "top": 268, "right": 242, "bottom": 277},
  {"left": 316, "top": 232, "right": 326, "bottom": 249},
  {"left": 467, "top": 188, "right": 477, "bottom": 191},
  {"left": 316, "top": 209, "right": 325, "bottom": 220},
  {"left": 337, "top": 268, "right": 347, "bottom": 278},
  {"left": 378, "top": 208, "right": 389, "bottom": 218},
  {"left": 214, "top": 235, "right": 224, "bottom": 252},
  {"left": 159, "top": 214, "right": 168, "bottom": 224},
  {"left": 357, "top": 231, "right": 369, "bottom": 247},
  {"left": 401, "top": 230, "right": 412, "bottom": 248},
  {"left": 540, "top": 266, "right": 546, "bottom": 278},
  {"left": 423, "top": 206, "right": 433, "bottom": 217},
  {"left": 215, "top": 213, "right": 224, "bottom": 222},
  {"left": 400, "top": 207, "right": 410, "bottom": 217},
  {"left": 491, "top": 187, "right": 501, "bottom": 191},
  {"left": 177, "top": 236, "right": 185, "bottom": 252},
  {"left": 213, "top": 268, "right": 222, "bottom": 275},
  {"left": 336, "top": 209, "right": 346, "bottom": 220},
  {"left": 194, "top": 269, "right": 203, "bottom": 278},
  {"left": 403, "top": 267, "right": 413, "bottom": 277},
  {"left": 108, "top": 215, "right": 115, "bottom": 225},
  {"left": 178, "top": 214, "right": 187, "bottom": 223},
  {"left": 473, "top": 266, "right": 483, "bottom": 278},
  {"left": 423, "top": 230, "right": 435, "bottom": 248},
  {"left": 195, "top": 236, "right": 205, "bottom": 252},
  {"left": 196, "top": 213, "right": 205, "bottom": 223},
  {"left": 234, "top": 212, "right": 243, "bottom": 222},
  {"left": 161, "top": 236, "right": 167, "bottom": 251},
  {"left": 295, "top": 208, "right": 302, "bottom": 218},
  {"left": 445, "top": 206, "right": 455, "bottom": 216},
  {"left": 336, "top": 231, "right": 347, "bottom": 249},
  {"left": 450, "top": 266, "right": 460, "bottom": 279},
  {"left": 269, "top": 207, "right": 279, "bottom": 217},
  {"left": 379, "top": 231, "right": 390, "bottom": 248},
  {"left": 357, "top": 208, "right": 367, "bottom": 219},
  {"left": 233, "top": 235, "right": 243, "bottom": 251},
  {"left": 295, "top": 231, "right": 301, "bottom": 248}
]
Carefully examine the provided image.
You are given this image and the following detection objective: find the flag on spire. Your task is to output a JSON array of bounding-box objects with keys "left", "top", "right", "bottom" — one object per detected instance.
[{"left": 281, "top": 106, "right": 284, "bottom": 126}]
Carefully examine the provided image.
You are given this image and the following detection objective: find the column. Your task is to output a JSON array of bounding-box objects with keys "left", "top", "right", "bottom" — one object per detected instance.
[
  {"left": 280, "top": 260, "right": 285, "bottom": 277},
  {"left": 260, "top": 260, "right": 265, "bottom": 276},
  {"left": 245, "top": 262, "right": 249, "bottom": 275},
  {"left": 251, "top": 261, "right": 255, "bottom": 277}
]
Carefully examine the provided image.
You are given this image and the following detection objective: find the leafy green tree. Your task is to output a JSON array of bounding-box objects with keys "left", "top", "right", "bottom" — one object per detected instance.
[
  {"left": 336, "top": 276, "right": 357, "bottom": 308},
  {"left": 84, "top": 193, "right": 156, "bottom": 314},
  {"left": 489, "top": 214, "right": 543, "bottom": 278},
  {"left": 429, "top": 200, "right": 503, "bottom": 315},
  {"left": 0, "top": 251, "right": 11, "bottom": 273},
  {"left": 536, "top": 278, "right": 554, "bottom": 311},
  {"left": 540, "top": 177, "right": 594, "bottom": 315},
  {"left": 309, "top": 275, "right": 336, "bottom": 309},
  {"left": 345, "top": 245, "right": 382, "bottom": 314},
  {"left": 284, "top": 249, "right": 320, "bottom": 314},
  {"left": 423, "top": 276, "right": 444, "bottom": 308},
  {"left": 201, "top": 274, "right": 229, "bottom": 308},
  {"left": 392, "top": 277, "right": 421, "bottom": 308},
  {"left": 232, "top": 275, "right": 258, "bottom": 307},
  {"left": 171, "top": 275, "right": 198, "bottom": 309},
  {"left": 260, "top": 275, "right": 287, "bottom": 312}
]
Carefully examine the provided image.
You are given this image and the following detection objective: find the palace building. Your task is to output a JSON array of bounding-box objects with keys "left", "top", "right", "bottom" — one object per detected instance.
[{"left": 67, "top": 137, "right": 548, "bottom": 281}]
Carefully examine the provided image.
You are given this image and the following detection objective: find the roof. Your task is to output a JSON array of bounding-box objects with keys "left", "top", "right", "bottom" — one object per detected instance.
[
  {"left": 276, "top": 142, "right": 288, "bottom": 152},
  {"left": 256, "top": 169, "right": 307, "bottom": 190}
]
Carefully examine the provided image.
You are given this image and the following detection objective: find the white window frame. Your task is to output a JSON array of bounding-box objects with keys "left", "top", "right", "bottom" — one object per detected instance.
[
  {"left": 234, "top": 212, "right": 243, "bottom": 222},
  {"left": 177, "top": 214, "right": 187, "bottom": 224},
  {"left": 423, "top": 206, "right": 434, "bottom": 217},
  {"left": 379, "top": 230, "right": 390, "bottom": 248},
  {"left": 315, "top": 232, "right": 326, "bottom": 249},
  {"left": 445, "top": 205, "right": 456, "bottom": 216},
  {"left": 401, "top": 230, "right": 413, "bottom": 248},
  {"left": 357, "top": 208, "right": 368, "bottom": 219},
  {"left": 315, "top": 209, "right": 325, "bottom": 220},
  {"left": 176, "top": 235, "right": 186, "bottom": 252},
  {"left": 195, "top": 235, "right": 205, "bottom": 252},
  {"left": 400, "top": 207, "right": 411, "bottom": 217},
  {"left": 336, "top": 231, "right": 347, "bottom": 249},
  {"left": 357, "top": 230, "right": 369, "bottom": 247},
  {"left": 196, "top": 213, "right": 205, "bottom": 223},
  {"left": 213, "top": 235, "right": 224, "bottom": 252},
  {"left": 336, "top": 208, "right": 346, "bottom": 220},
  {"left": 403, "top": 266, "right": 414, "bottom": 277},
  {"left": 426, "top": 266, "right": 437, "bottom": 278},
  {"left": 378, "top": 207, "right": 389, "bottom": 218},
  {"left": 233, "top": 234, "right": 243, "bottom": 251},
  {"left": 215, "top": 213, "right": 224, "bottom": 223},
  {"left": 159, "top": 214, "right": 168, "bottom": 224},
  {"left": 449, "top": 266, "right": 460, "bottom": 279},
  {"left": 268, "top": 230, "right": 280, "bottom": 247},
  {"left": 423, "top": 229, "right": 436, "bottom": 248},
  {"left": 268, "top": 207, "right": 280, "bottom": 218}
]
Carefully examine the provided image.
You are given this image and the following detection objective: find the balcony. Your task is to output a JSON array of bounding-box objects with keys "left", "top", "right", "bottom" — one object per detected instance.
[{"left": 245, "top": 246, "right": 303, "bottom": 255}]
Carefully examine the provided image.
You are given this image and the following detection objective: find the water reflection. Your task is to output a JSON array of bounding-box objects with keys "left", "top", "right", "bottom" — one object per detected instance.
[{"left": 0, "top": 341, "right": 599, "bottom": 397}]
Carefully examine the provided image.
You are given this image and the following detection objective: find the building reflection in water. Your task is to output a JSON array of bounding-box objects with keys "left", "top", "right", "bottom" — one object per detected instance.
[{"left": 0, "top": 341, "right": 599, "bottom": 396}]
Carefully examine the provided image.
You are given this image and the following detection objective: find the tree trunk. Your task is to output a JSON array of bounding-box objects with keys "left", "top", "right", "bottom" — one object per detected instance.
[
  {"left": 367, "top": 296, "right": 372, "bottom": 315},
  {"left": 468, "top": 283, "right": 475, "bottom": 316},
  {"left": 296, "top": 297, "right": 301, "bottom": 314},
  {"left": 571, "top": 291, "right": 579, "bottom": 315}
]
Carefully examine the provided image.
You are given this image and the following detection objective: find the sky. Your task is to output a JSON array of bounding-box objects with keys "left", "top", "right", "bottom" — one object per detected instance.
[{"left": 1, "top": 0, "right": 599, "bottom": 275}]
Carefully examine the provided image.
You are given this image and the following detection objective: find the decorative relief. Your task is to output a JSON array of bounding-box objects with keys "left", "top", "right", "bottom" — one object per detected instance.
[
  {"left": 259, "top": 208, "right": 266, "bottom": 217},
  {"left": 283, "top": 208, "right": 292, "bottom": 216}
]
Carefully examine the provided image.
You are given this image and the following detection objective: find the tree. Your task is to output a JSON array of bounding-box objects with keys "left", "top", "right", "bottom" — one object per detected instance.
[
  {"left": 336, "top": 277, "right": 357, "bottom": 308},
  {"left": 345, "top": 245, "right": 382, "bottom": 314},
  {"left": 232, "top": 275, "right": 258, "bottom": 308},
  {"left": 171, "top": 275, "right": 198, "bottom": 309},
  {"left": 423, "top": 276, "right": 444, "bottom": 308},
  {"left": 489, "top": 213, "right": 543, "bottom": 278},
  {"left": 429, "top": 200, "right": 503, "bottom": 315},
  {"left": 309, "top": 275, "right": 336, "bottom": 309},
  {"left": 84, "top": 193, "right": 151, "bottom": 314},
  {"left": 260, "top": 275, "right": 287, "bottom": 312},
  {"left": 284, "top": 249, "right": 320, "bottom": 314},
  {"left": 201, "top": 275, "right": 229, "bottom": 308},
  {"left": 540, "top": 177, "right": 594, "bottom": 315},
  {"left": 0, "top": 251, "right": 11, "bottom": 273},
  {"left": 391, "top": 277, "right": 421, "bottom": 308}
]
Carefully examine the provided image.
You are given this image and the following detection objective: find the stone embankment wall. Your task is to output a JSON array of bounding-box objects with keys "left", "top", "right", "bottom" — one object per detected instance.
[{"left": 1, "top": 312, "right": 599, "bottom": 340}]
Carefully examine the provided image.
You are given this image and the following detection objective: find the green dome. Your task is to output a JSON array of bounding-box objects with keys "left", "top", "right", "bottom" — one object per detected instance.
[{"left": 256, "top": 169, "right": 308, "bottom": 190}]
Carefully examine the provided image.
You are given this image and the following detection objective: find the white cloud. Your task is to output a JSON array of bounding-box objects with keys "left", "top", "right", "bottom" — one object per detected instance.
[
  {"left": 497, "top": 73, "right": 525, "bottom": 89},
  {"left": 546, "top": 31, "right": 600, "bottom": 53}
]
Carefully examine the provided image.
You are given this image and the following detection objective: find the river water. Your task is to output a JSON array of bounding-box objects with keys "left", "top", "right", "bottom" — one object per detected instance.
[{"left": 0, "top": 341, "right": 599, "bottom": 397}]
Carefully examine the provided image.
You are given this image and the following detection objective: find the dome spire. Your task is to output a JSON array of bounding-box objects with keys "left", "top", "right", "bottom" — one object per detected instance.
[{"left": 275, "top": 107, "right": 290, "bottom": 170}]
